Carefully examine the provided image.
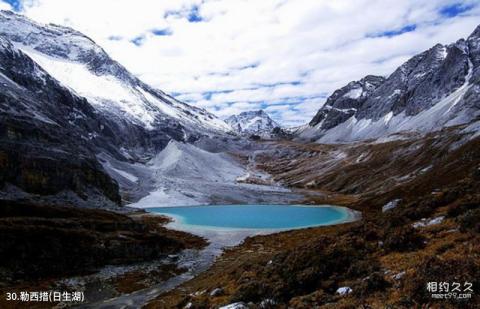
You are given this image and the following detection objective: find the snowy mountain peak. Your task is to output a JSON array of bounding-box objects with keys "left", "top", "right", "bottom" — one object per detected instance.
[
  {"left": 0, "top": 10, "right": 231, "bottom": 135},
  {"left": 0, "top": 10, "right": 102, "bottom": 63},
  {"left": 225, "top": 110, "right": 280, "bottom": 134},
  {"left": 301, "top": 23, "right": 480, "bottom": 143}
]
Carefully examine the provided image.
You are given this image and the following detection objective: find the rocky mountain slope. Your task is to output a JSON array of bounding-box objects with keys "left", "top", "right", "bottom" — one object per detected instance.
[
  {"left": 0, "top": 10, "right": 233, "bottom": 207},
  {"left": 226, "top": 110, "right": 280, "bottom": 134},
  {"left": 299, "top": 25, "right": 480, "bottom": 143},
  {"left": 0, "top": 36, "right": 121, "bottom": 206},
  {"left": 0, "top": 10, "right": 230, "bottom": 138}
]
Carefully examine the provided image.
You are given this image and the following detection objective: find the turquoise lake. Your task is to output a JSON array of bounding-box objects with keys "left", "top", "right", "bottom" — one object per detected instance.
[{"left": 148, "top": 204, "right": 354, "bottom": 230}]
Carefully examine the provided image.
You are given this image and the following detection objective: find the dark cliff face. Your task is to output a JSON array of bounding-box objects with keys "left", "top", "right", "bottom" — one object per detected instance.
[
  {"left": 309, "top": 75, "right": 385, "bottom": 129},
  {"left": 467, "top": 25, "right": 480, "bottom": 69},
  {"left": 0, "top": 200, "right": 206, "bottom": 282},
  {"left": 465, "top": 25, "right": 480, "bottom": 111},
  {"left": 0, "top": 38, "right": 121, "bottom": 205},
  {"left": 357, "top": 42, "right": 469, "bottom": 120},
  {"left": 308, "top": 24, "right": 480, "bottom": 138}
]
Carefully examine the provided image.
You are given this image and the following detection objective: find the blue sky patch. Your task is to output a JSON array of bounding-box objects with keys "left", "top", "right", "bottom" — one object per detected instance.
[
  {"left": 164, "top": 5, "right": 204, "bottom": 23},
  {"left": 152, "top": 28, "right": 172, "bottom": 36},
  {"left": 164, "top": 5, "right": 203, "bottom": 23},
  {"left": 130, "top": 35, "right": 145, "bottom": 46},
  {"left": 187, "top": 5, "right": 202, "bottom": 22},
  {"left": 202, "top": 90, "right": 234, "bottom": 100},
  {"left": 2, "top": 0, "right": 21, "bottom": 11},
  {"left": 254, "top": 81, "right": 303, "bottom": 88},
  {"left": 232, "top": 62, "right": 260, "bottom": 70},
  {"left": 368, "top": 24, "right": 417, "bottom": 38},
  {"left": 440, "top": 2, "right": 475, "bottom": 18}
]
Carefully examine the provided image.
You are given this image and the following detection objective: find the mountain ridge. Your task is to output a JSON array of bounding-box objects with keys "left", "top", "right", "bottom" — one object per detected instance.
[
  {"left": 0, "top": 10, "right": 231, "bottom": 137},
  {"left": 300, "top": 24, "right": 480, "bottom": 143},
  {"left": 225, "top": 109, "right": 280, "bottom": 134},
  {"left": 0, "top": 10, "right": 235, "bottom": 207}
]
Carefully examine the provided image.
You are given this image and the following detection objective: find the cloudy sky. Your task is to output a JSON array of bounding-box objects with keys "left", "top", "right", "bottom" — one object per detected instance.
[{"left": 1, "top": 0, "right": 480, "bottom": 126}]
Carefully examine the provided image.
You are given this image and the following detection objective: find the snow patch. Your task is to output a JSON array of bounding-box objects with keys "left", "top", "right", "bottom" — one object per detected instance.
[
  {"left": 387, "top": 89, "right": 402, "bottom": 99},
  {"left": 131, "top": 187, "right": 199, "bottom": 208},
  {"left": 19, "top": 46, "right": 157, "bottom": 128},
  {"left": 383, "top": 111, "right": 393, "bottom": 124},
  {"left": 343, "top": 87, "right": 363, "bottom": 99},
  {"left": 412, "top": 216, "right": 445, "bottom": 228},
  {"left": 336, "top": 287, "right": 353, "bottom": 296},
  {"left": 382, "top": 199, "right": 401, "bottom": 212},
  {"left": 210, "top": 288, "right": 224, "bottom": 297},
  {"left": 110, "top": 167, "right": 138, "bottom": 183},
  {"left": 12, "top": 44, "right": 231, "bottom": 133},
  {"left": 219, "top": 302, "right": 248, "bottom": 309},
  {"left": 392, "top": 271, "right": 406, "bottom": 280}
]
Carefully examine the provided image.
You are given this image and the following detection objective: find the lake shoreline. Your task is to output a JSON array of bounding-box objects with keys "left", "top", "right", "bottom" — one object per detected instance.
[
  {"left": 147, "top": 204, "right": 361, "bottom": 231},
  {"left": 73, "top": 203, "right": 363, "bottom": 307},
  {"left": 0, "top": 203, "right": 208, "bottom": 308}
]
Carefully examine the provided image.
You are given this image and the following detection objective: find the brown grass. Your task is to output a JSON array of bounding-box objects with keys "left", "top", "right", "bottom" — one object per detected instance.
[{"left": 147, "top": 130, "right": 480, "bottom": 308}]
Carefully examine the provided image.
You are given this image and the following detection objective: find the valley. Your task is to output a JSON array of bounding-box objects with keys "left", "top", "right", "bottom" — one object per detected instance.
[
  {"left": 3, "top": 126, "right": 478, "bottom": 308},
  {"left": 0, "top": 8, "right": 479, "bottom": 309},
  {"left": 144, "top": 127, "right": 480, "bottom": 308}
]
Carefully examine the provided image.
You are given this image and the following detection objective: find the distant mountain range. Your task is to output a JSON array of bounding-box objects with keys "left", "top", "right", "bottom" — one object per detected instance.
[
  {"left": 1, "top": 8, "right": 479, "bottom": 209},
  {"left": 225, "top": 110, "right": 280, "bottom": 134},
  {"left": 299, "top": 24, "right": 480, "bottom": 143}
]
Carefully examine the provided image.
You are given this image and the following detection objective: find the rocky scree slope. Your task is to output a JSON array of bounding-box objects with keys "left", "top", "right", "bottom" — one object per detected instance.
[{"left": 300, "top": 24, "right": 480, "bottom": 143}]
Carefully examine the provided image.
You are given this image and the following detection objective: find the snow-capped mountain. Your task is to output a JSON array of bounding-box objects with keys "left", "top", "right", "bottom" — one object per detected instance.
[
  {"left": 0, "top": 10, "right": 231, "bottom": 138},
  {"left": 226, "top": 110, "right": 280, "bottom": 134},
  {"left": 0, "top": 10, "right": 233, "bottom": 206},
  {"left": 299, "top": 24, "right": 480, "bottom": 143}
]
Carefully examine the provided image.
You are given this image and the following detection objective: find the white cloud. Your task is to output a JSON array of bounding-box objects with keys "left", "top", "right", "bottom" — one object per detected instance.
[
  {"left": 18, "top": 0, "right": 480, "bottom": 126},
  {"left": 0, "top": 2, "right": 11, "bottom": 10}
]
